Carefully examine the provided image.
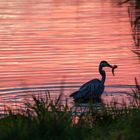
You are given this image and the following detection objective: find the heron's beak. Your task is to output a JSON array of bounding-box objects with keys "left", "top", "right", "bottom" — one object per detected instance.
[{"left": 107, "top": 63, "right": 114, "bottom": 69}]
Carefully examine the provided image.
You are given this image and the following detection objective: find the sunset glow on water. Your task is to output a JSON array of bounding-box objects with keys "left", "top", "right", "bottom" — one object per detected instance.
[{"left": 0, "top": 0, "right": 140, "bottom": 107}]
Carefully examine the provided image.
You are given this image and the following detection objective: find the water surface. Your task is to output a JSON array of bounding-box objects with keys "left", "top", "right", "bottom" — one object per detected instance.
[{"left": 0, "top": 0, "right": 139, "bottom": 107}]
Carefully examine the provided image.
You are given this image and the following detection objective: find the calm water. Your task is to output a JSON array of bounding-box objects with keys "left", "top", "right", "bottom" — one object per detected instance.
[{"left": 0, "top": 0, "right": 140, "bottom": 107}]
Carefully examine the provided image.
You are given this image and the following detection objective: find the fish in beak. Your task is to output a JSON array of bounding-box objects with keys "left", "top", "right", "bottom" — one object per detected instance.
[{"left": 112, "top": 65, "right": 118, "bottom": 76}]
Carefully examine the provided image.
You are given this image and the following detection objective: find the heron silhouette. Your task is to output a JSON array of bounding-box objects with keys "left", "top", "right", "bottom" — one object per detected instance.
[{"left": 70, "top": 61, "right": 117, "bottom": 103}]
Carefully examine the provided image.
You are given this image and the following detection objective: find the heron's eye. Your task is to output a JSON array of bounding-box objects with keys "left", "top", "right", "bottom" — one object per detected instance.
[{"left": 102, "top": 62, "right": 107, "bottom": 66}]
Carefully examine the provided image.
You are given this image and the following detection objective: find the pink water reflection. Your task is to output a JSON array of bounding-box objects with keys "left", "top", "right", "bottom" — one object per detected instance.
[{"left": 0, "top": 0, "right": 139, "bottom": 91}]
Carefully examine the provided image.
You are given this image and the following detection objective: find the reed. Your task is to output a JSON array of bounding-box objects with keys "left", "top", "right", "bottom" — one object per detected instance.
[{"left": 0, "top": 91, "right": 92, "bottom": 140}]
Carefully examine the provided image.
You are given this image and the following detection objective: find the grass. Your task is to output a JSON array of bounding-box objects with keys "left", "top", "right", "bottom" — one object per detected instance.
[
  {"left": 0, "top": 79, "right": 140, "bottom": 140},
  {"left": 0, "top": 92, "right": 92, "bottom": 140}
]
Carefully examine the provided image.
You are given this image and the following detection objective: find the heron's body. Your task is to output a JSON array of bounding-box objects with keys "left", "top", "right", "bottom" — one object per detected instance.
[
  {"left": 71, "top": 79, "right": 104, "bottom": 102},
  {"left": 70, "top": 61, "right": 117, "bottom": 102}
]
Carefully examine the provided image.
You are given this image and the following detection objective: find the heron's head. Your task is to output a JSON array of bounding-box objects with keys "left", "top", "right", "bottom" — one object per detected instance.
[
  {"left": 99, "top": 61, "right": 118, "bottom": 76},
  {"left": 100, "top": 61, "right": 113, "bottom": 68}
]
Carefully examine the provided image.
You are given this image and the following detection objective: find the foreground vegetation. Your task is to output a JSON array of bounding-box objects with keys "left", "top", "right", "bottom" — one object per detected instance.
[{"left": 0, "top": 79, "right": 140, "bottom": 140}]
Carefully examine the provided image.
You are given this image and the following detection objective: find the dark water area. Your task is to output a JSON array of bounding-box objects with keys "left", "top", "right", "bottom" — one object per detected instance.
[{"left": 0, "top": 0, "right": 140, "bottom": 108}]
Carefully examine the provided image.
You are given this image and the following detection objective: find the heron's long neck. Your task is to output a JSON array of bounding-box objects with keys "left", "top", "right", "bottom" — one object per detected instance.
[{"left": 99, "top": 66, "right": 106, "bottom": 84}]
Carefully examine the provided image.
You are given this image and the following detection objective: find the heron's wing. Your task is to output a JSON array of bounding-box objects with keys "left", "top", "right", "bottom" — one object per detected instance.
[
  {"left": 69, "top": 91, "right": 79, "bottom": 97},
  {"left": 80, "top": 79, "right": 99, "bottom": 89},
  {"left": 70, "top": 84, "right": 90, "bottom": 99},
  {"left": 79, "top": 79, "right": 104, "bottom": 99},
  {"left": 70, "top": 79, "right": 104, "bottom": 100}
]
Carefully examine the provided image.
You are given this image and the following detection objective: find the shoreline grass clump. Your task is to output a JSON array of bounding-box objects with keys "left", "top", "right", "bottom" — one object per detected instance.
[
  {"left": 0, "top": 79, "right": 140, "bottom": 140},
  {"left": 0, "top": 92, "right": 92, "bottom": 140}
]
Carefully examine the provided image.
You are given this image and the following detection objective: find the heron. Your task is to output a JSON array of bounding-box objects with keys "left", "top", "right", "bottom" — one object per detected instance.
[{"left": 70, "top": 61, "right": 117, "bottom": 103}]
